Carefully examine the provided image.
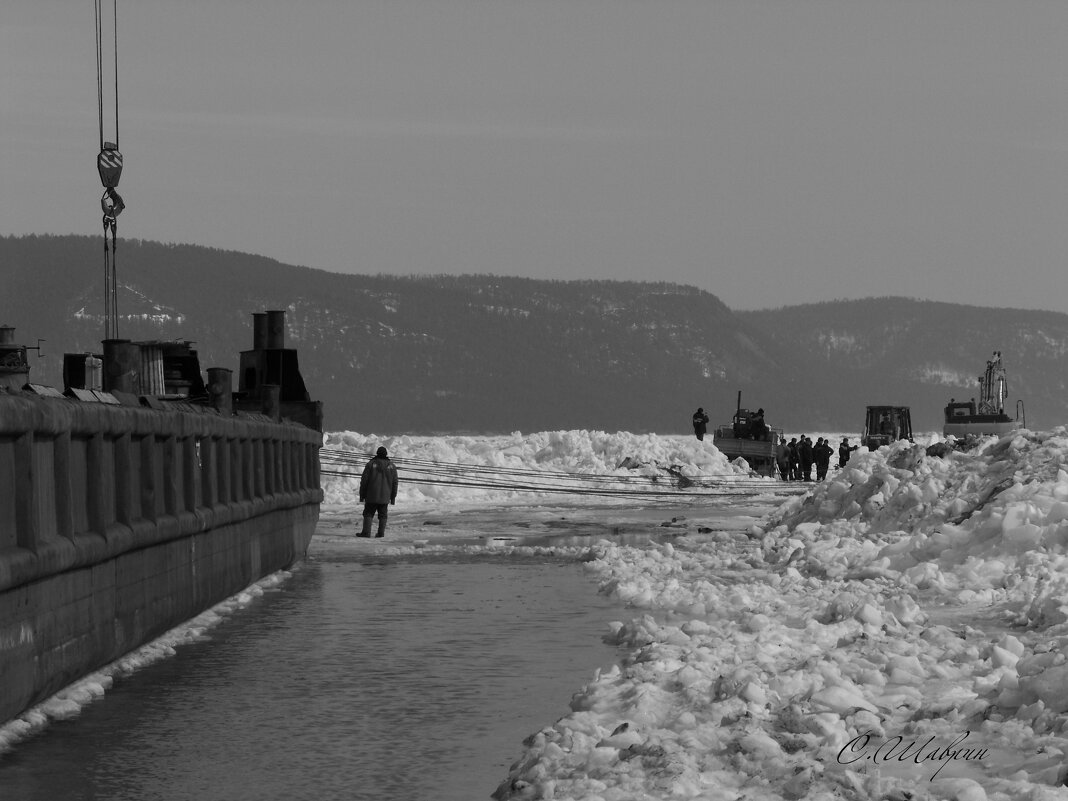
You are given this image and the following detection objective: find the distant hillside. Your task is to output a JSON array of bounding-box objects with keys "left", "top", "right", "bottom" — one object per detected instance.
[
  {"left": 2, "top": 235, "right": 1065, "bottom": 434},
  {"left": 738, "top": 299, "right": 1067, "bottom": 432}
]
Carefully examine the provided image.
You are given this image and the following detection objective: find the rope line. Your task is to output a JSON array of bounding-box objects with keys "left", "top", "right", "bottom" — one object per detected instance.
[
  {"left": 94, "top": 0, "right": 103, "bottom": 152},
  {"left": 320, "top": 448, "right": 802, "bottom": 499},
  {"left": 112, "top": 0, "right": 119, "bottom": 149},
  {"left": 94, "top": 0, "right": 119, "bottom": 148},
  {"left": 321, "top": 447, "right": 755, "bottom": 481},
  {"left": 322, "top": 448, "right": 761, "bottom": 485}
]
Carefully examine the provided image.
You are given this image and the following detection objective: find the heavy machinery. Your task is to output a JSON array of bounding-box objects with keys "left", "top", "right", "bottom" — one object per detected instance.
[
  {"left": 943, "top": 351, "right": 1024, "bottom": 439},
  {"left": 862, "top": 405, "right": 913, "bottom": 450},
  {"left": 711, "top": 393, "right": 782, "bottom": 476}
]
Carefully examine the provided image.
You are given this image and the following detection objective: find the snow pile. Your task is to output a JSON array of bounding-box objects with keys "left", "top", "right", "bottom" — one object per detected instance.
[
  {"left": 322, "top": 430, "right": 753, "bottom": 507},
  {"left": 497, "top": 429, "right": 1068, "bottom": 800}
]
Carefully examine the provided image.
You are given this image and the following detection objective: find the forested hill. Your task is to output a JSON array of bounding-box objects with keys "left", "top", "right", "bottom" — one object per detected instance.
[
  {"left": 737, "top": 299, "right": 1068, "bottom": 434},
  {"left": 3, "top": 234, "right": 1066, "bottom": 434}
]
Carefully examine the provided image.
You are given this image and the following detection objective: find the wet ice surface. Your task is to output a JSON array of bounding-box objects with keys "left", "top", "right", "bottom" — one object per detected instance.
[{"left": 315, "top": 497, "right": 782, "bottom": 553}]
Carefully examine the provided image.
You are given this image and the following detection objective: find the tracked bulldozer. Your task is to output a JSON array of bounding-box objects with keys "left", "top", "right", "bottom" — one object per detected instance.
[{"left": 862, "top": 405, "right": 913, "bottom": 450}]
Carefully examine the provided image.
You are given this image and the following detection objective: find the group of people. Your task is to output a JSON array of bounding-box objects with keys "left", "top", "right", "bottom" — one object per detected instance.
[
  {"left": 692, "top": 405, "right": 860, "bottom": 482},
  {"left": 775, "top": 435, "right": 858, "bottom": 482}
]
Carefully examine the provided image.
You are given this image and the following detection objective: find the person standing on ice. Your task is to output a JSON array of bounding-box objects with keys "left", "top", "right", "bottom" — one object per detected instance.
[
  {"left": 838, "top": 437, "right": 857, "bottom": 469},
  {"left": 692, "top": 407, "right": 709, "bottom": 441},
  {"left": 775, "top": 436, "right": 790, "bottom": 480},
  {"left": 799, "top": 435, "right": 814, "bottom": 481},
  {"left": 813, "top": 437, "right": 833, "bottom": 480},
  {"left": 359, "top": 446, "right": 398, "bottom": 538}
]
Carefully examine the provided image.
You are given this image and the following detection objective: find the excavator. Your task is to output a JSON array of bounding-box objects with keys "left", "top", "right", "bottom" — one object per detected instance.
[{"left": 942, "top": 351, "right": 1024, "bottom": 439}]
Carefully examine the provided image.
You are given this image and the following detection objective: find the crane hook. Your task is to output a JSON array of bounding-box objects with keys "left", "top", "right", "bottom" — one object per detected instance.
[{"left": 101, "top": 186, "right": 125, "bottom": 220}]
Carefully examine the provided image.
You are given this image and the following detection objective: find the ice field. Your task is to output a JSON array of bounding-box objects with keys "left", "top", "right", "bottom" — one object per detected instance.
[{"left": 8, "top": 426, "right": 1068, "bottom": 800}]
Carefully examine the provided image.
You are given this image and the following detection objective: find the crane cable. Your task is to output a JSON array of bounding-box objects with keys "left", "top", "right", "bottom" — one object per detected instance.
[
  {"left": 319, "top": 448, "right": 803, "bottom": 499},
  {"left": 95, "top": 0, "right": 125, "bottom": 340}
]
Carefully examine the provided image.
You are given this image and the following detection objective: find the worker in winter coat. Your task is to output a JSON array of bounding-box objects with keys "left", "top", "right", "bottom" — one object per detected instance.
[
  {"left": 775, "top": 436, "right": 790, "bottom": 481},
  {"left": 838, "top": 437, "right": 857, "bottom": 469},
  {"left": 692, "top": 408, "right": 710, "bottom": 441},
  {"left": 749, "top": 408, "right": 768, "bottom": 441},
  {"left": 359, "top": 446, "right": 399, "bottom": 538},
  {"left": 799, "top": 435, "right": 814, "bottom": 481},
  {"left": 813, "top": 437, "right": 834, "bottom": 481}
]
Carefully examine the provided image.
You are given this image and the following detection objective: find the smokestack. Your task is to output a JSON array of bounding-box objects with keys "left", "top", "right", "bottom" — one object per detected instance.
[
  {"left": 265, "top": 310, "right": 285, "bottom": 350},
  {"left": 252, "top": 313, "right": 268, "bottom": 350}
]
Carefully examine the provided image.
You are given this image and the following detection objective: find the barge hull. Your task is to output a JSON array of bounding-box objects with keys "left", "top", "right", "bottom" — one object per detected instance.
[{"left": 0, "top": 392, "right": 322, "bottom": 724}]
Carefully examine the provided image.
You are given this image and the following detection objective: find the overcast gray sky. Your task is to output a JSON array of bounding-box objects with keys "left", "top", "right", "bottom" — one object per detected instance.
[{"left": 4, "top": 1, "right": 1068, "bottom": 311}]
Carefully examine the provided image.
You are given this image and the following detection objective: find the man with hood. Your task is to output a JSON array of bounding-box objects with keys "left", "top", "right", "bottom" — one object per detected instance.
[
  {"left": 775, "top": 436, "right": 790, "bottom": 481},
  {"left": 359, "top": 446, "right": 399, "bottom": 538},
  {"left": 813, "top": 437, "right": 834, "bottom": 481},
  {"left": 692, "top": 408, "right": 710, "bottom": 441},
  {"left": 799, "top": 435, "right": 814, "bottom": 481},
  {"left": 839, "top": 437, "right": 857, "bottom": 469}
]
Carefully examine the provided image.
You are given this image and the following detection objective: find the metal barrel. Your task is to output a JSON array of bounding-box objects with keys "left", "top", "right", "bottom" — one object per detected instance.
[
  {"left": 102, "top": 339, "right": 141, "bottom": 395},
  {"left": 262, "top": 384, "right": 281, "bottom": 421},
  {"left": 207, "top": 367, "right": 233, "bottom": 414}
]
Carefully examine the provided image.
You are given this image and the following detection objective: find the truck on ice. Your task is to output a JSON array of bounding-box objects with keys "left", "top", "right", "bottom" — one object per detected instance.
[{"left": 711, "top": 394, "right": 781, "bottom": 477}]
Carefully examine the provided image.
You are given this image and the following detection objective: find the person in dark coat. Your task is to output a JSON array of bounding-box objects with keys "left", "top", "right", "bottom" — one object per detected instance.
[
  {"left": 813, "top": 437, "right": 834, "bottom": 481},
  {"left": 359, "top": 446, "right": 399, "bottom": 538},
  {"left": 692, "top": 408, "right": 709, "bottom": 441},
  {"left": 788, "top": 438, "right": 800, "bottom": 480},
  {"left": 838, "top": 437, "right": 857, "bottom": 469},
  {"left": 775, "top": 436, "right": 790, "bottom": 481},
  {"left": 749, "top": 408, "right": 768, "bottom": 441},
  {"left": 799, "top": 435, "right": 814, "bottom": 481}
]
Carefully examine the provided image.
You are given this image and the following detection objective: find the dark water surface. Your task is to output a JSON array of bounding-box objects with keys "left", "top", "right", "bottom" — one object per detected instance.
[{"left": 0, "top": 553, "right": 628, "bottom": 801}]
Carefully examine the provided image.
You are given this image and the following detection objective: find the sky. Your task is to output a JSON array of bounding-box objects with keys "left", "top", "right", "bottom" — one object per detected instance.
[{"left": 4, "top": 1, "right": 1068, "bottom": 312}]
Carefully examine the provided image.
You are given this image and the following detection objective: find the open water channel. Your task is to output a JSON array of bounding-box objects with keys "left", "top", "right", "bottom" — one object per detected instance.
[{"left": 0, "top": 550, "right": 631, "bottom": 800}]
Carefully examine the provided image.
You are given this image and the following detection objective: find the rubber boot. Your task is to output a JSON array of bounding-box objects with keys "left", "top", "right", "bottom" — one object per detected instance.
[
  {"left": 375, "top": 517, "right": 387, "bottom": 538},
  {"left": 358, "top": 515, "right": 373, "bottom": 538}
]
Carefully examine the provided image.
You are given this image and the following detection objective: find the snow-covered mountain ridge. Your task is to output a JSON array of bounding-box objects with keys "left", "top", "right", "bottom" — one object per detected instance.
[{"left": 5, "top": 234, "right": 1068, "bottom": 434}]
